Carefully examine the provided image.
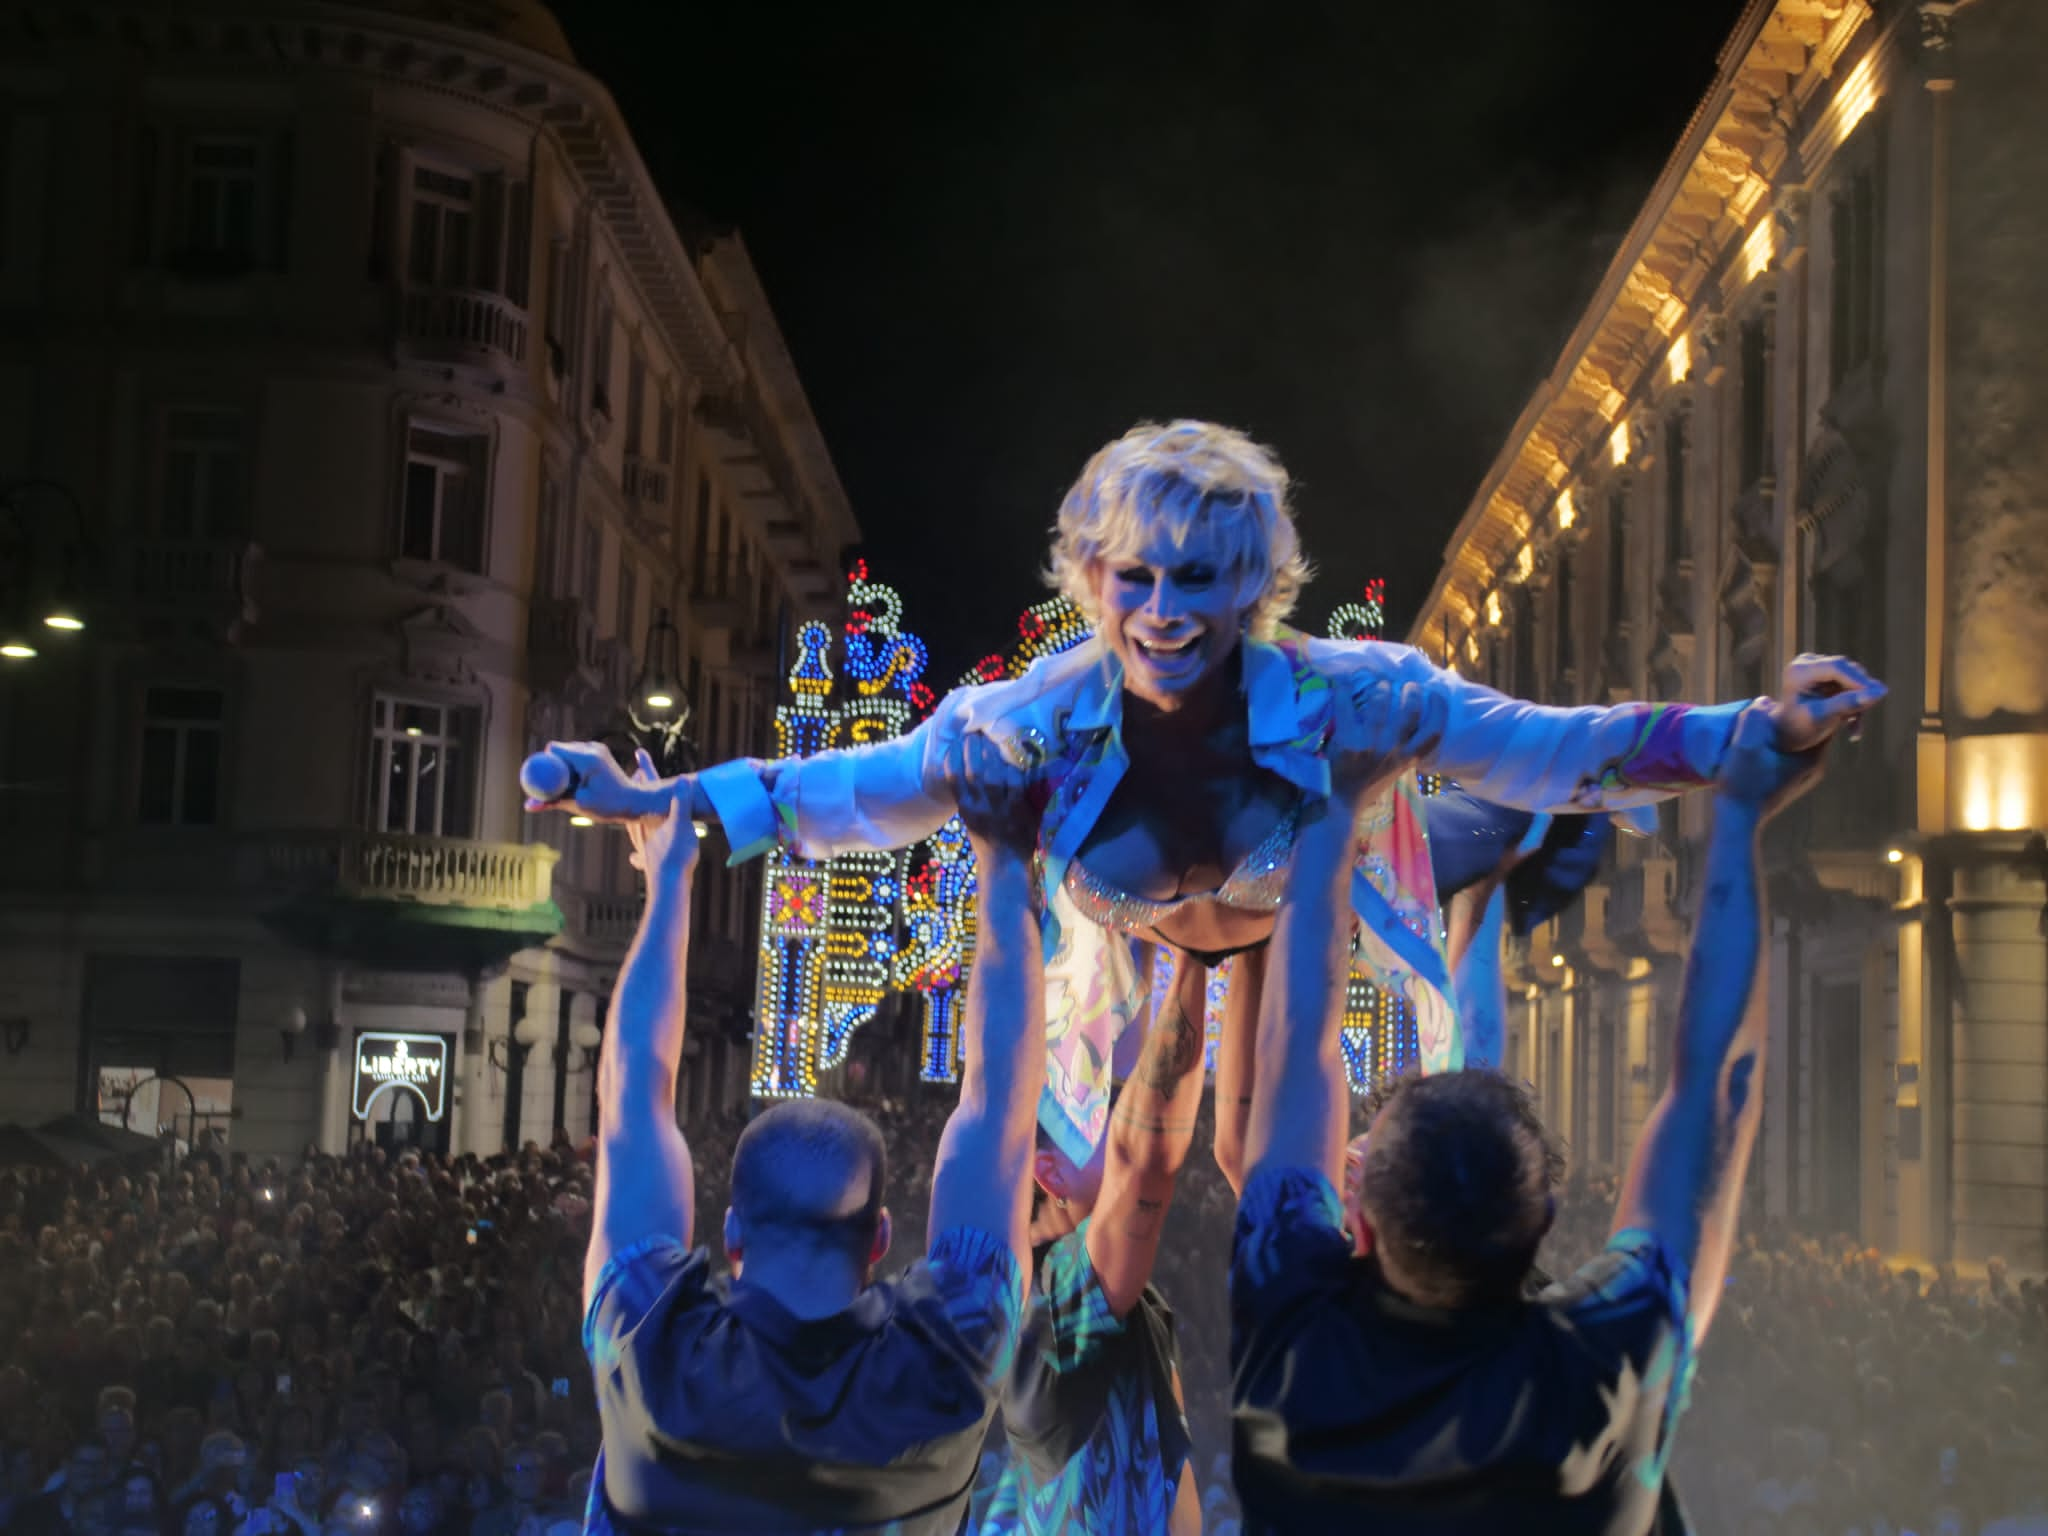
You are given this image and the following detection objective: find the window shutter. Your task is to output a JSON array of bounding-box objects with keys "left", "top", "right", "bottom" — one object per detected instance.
[
  {"left": 476, "top": 171, "right": 505, "bottom": 293},
  {"left": 505, "top": 178, "right": 532, "bottom": 307}
]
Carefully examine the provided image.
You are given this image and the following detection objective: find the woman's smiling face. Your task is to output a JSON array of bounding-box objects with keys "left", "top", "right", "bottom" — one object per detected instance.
[{"left": 1089, "top": 519, "right": 1248, "bottom": 712}]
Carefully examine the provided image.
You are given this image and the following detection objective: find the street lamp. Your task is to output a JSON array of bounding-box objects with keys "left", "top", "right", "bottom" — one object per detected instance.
[
  {"left": 1, "top": 480, "right": 96, "bottom": 660},
  {"left": 627, "top": 606, "right": 695, "bottom": 774}
]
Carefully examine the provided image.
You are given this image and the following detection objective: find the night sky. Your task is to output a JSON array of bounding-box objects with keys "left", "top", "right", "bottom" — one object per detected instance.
[{"left": 548, "top": 1, "right": 1749, "bottom": 671}]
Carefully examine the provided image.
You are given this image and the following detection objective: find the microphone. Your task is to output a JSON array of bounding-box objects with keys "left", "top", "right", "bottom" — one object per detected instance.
[{"left": 519, "top": 752, "right": 580, "bottom": 805}]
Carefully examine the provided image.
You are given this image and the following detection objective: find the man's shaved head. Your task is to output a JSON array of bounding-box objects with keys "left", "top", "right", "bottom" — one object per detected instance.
[{"left": 730, "top": 1100, "right": 888, "bottom": 1262}]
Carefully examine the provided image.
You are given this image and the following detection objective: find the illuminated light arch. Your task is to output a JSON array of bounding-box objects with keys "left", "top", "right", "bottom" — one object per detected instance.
[
  {"left": 897, "top": 595, "right": 1095, "bottom": 1082},
  {"left": 1325, "top": 580, "right": 1437, "bottom": 1088},
  {"left": 751, "top": 565, "right": 930, "bottom": 1100}
]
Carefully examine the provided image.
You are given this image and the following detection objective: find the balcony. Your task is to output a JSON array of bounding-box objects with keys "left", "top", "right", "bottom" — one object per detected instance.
[
  {"left": 125, "top": 538, "right": 261, "bottom": 635},
  {"left": 622, "top": 453, "right": 671, "bottom": 515},
  {"left": 257, "top": 830, "right": 561, "bottom": 968},
  {"left": 764, "top": 515, "right": 811, "bottom": 560},
  {"left": 694, "top": 386, "right": 802, "bottom": 520},
  {"left": 398, "top": 286, "right": 528, "bottom": 372},
  {"left": 726, "top": 634, "right": 781, "bottom": 679},
  {"left": 263, "top": 831, "right": 557, "bottom": 910},
  {"left": 560, "top": 887, "right": 644, "bottom": 958},
  {"left": 689, "top": 554, "right": 748, "bottom": 631},
  {"left": 1602, "top": 854, "right": 1684, "bottom": 957},
  {"left": 527, "top": 596, "right": 605, "bottom": 694},
  {"left": 1575, "top": 883, "right": 1634, "bottom": 974}
]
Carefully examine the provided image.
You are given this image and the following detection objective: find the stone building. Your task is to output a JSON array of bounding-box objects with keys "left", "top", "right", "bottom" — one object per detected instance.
[
  {"left": 0, "top": 0, "right": 855, "bottom": 1158},
  {"left": 1409, "top": 0, "right": 2048, "bottom": 1267}
]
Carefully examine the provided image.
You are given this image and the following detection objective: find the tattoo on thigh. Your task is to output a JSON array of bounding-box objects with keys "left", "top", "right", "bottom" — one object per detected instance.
[
  {"left": 1138, "top": 999, "right": 1202, "bottom": 1094},
  {"left": 1128, "top": 1196, "right": 1165, "bottom": 1239}
]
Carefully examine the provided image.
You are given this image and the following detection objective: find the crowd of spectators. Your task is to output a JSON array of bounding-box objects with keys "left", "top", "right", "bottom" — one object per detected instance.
[
  {"left": 5, "top": 1088, "right": 2045, "bottom": 1536},
  {"left": 1, "top": 1134, "right": 600, "bottom": 1536}
]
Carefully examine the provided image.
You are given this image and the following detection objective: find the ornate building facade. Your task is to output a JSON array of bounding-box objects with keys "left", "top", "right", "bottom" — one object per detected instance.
[
  {"left": 0, "top": 0, "right": 856, "bottom": 1157},
  {"left": 1410, "top": 0, "right": 2048, "bottom": 1268}
]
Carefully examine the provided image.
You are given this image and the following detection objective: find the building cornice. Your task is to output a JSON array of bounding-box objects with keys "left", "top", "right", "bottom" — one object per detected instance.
[
  {"left": 0, "top": 0, "right": 742, "bottom": 395},
  {"left": 1408, "top": 0, "right": 1880, "bottom": 652}
]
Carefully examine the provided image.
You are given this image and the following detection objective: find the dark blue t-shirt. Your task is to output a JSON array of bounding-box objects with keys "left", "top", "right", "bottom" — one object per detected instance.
[
  {"left": 583, "top": 1227, "right": 1023, "bottom": 1535},
  {"left": 1230, "top": 1166, "right": 1694, "bottom": 1536}
]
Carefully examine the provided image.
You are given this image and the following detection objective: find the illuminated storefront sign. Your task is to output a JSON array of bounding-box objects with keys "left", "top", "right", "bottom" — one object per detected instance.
[{"left": 351, "top": 1032, "right": 449, "bottom": 1121}]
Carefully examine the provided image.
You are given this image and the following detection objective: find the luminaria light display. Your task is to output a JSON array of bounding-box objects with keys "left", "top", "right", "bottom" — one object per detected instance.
[{"left": 751, "top": 563, "right": 932, "bottom": 1098}]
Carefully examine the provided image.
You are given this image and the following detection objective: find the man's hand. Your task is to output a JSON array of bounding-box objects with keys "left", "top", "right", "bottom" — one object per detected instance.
[
  {"left": 1717, "top": 703, "right": 1827, "bottom": 820},
  {"left": 944, "top": 733, "right": 1044, "bottom": 859},
  {"left": 1328, "top": 680, "right": 1448, "bottom": 810},
  {"left": 622, "top": 749, "right": 699, "bottom": 886},
  {"left": 1768, "top": 654, "right": 1887, "bottom": 751}
]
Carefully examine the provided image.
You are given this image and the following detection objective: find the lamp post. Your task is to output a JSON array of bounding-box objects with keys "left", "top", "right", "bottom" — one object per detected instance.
[
  {"left": 626, "top": 606, "right": 695, "bottom": 776},
  {"left": 0, "top": 480, "right": 96, "bottom": 662}
]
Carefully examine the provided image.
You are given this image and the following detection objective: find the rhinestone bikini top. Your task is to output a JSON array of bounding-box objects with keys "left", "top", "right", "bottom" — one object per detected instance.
[{"left": 1062, "top": 794, "right": 1306, "bottom": 934}]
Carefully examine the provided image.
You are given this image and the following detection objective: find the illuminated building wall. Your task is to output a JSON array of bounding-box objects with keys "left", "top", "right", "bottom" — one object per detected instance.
[{"left": 1399, "top": 0, "right": 2048, "bottom": 1268}]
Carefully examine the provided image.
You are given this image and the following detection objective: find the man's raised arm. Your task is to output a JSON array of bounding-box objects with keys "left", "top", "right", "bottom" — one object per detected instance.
[
  {"left": 583, "top": 754, "right": 700, "bottom": 1310},
  {"left": 1609, "top": 705, "right": 1830, "bottom": 1341},
  {"left": 1243, "top": 681, "right": 1444, "bottom": 1193},
  {"left": 927, "top": 737, "right": 1050, "bottom": 1288}
]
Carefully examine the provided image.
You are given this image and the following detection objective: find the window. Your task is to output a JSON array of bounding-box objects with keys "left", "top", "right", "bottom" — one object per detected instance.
[
  {"left": 590, "top": 292, "right": 614, "bottom": 417},
  {"left": 368, "top": 697, "right": 478, "bottom": 837},
  {"left": 656, "top": 392, "right": 677, "bottom": 466},
  {"left": 543, "top": 238, "right": 570, "bottom": 374},
  {"left": 400, "top": 425, "right": 486, "bottom": 570},
  {"left": 182, "top": 138, "right": 259, "bottom": 266},
  {"left": 624, "top": 348, "right": 646, "bottom": 456},
  {"left": 408, "top": 166, "right": 474, "bottom": 288},
  {"left": 1739, "top": 313, "right": 1772, "bottom": 488},
  {"left": 691, "top": 476, "right": 712, "bottom": 580},
  {"left": 1662, "top": 412, "right": 1688, "bottom": 565},
  {"left": 1554, "top": 554, "right": 1575, "bottom": 679},
  {"left": 1829, "top": 166, "right": 1880, "bottom": 388},
  {"left": 535, "top": 473, "right": 561, "bottom": 598},
  {"left": 1604, "top": 490, "right": 1628, "bottom": 631},
  {"left": 138, "top": 687, "right": 224, "bottom": 826},
  {"left": 578, "top": 518, "right": 602, "bottom": 617},
  {"left": 503, "top": 180, "right": 532, "bottom": 307},
  {"left": 616, "top": 560, "right": 637, "bottom": 649},
  {"left": 1511, "top": 589, "right": 1536, "bottom": 700},
  {"left": 160, "top": 409, "right": 248, "bottom": 539}
]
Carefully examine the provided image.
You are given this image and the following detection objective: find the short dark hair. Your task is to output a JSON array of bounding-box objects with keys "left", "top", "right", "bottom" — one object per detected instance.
[
  {"left": 1357, "top": 1069, "right": 1563, "bottom": 1309},
  {"left": 731, "top": 1100, "right": 887, "bottom": 1261}
]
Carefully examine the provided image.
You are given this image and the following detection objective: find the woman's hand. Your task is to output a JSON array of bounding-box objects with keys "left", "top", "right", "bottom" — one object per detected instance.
[
  {"left": 1328, "top": 680, "right": 1448, "bottom": 811},
  {"left": 521, "top": 741, "right": 673, "bottom": 822},
  {"left": 1768, "top": 654, "right": 1887, "bottom": 750}
]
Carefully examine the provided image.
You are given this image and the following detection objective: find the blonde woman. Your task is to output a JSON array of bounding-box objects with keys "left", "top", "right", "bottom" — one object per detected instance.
[{"left": 528, "top": 420, "right": 1881, "bottom": 1177}]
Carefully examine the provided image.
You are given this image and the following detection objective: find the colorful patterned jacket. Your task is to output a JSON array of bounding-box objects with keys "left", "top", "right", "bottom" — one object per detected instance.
[{"left": 701, "top": 628, "right": 1748, "bottom": 1165}]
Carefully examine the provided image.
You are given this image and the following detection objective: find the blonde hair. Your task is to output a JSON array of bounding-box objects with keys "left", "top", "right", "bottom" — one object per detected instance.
[{"left": 1046, "top": 420, "right": 1312, "bottom": 640}]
